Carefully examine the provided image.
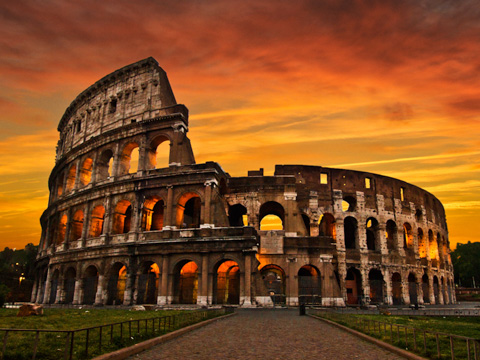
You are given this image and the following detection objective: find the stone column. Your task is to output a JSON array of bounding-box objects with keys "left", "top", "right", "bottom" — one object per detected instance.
[
  {"left": 43, "top": 267, "right": 52, "bottom": 304},
  {"left": 137, "top": 135, "right": 148, "bottom": 172},
  {"left": 64, "top": 208, "right": 73, "bottom": 249},
  {"left": 102, "top": 195, "right": 112, "bottom": 242},
  {"left": 81, "top": 202, "right": 92, "bottom": 248},
  {"left": 73, "top": 278, "right": 83, "bottom": 305},
  {"left": 158, "top": 256, "right": 169, "bottom": 305},
  {"left": 361, "top": 268, "right": 370, "bottom": 304},
  {"left": 417, "top": 277, "right": 424, "bottom": 305},
  {"left": 164, "top": 186, "right": 175, "bottom": 229},
  {"left": 335, "top": 219, "right": 345, "bottom": 251},
  {"left": 198, "top": 254, "right": 209, "bottom": 305},
  {"left": 429, "top": 276, "right": 435, "bottom": 304},
  {"left": 287, "top": 259, "right": 297, "bottom": 306},
  {"left": 55, "top": 275, "right": 65, "bottom": 304},
  {"left": 378, "top": 223, "right": 388, "bottom": 255},
  {"left": 94, "top": 275, "right": 104, "bottom": 305},
  {"left": 73, "top": 159, "right": 81, "bottom": 191},
  {"left": 357, "top": 217, "right": 367, "bottom": 251},
  {"left": 123, "top": 272, "right": 135, "bottom": 305},
  {"left": 384, "top": 269, "right": 393, "bottom": 305},
  {"left": 284, "top": 190, "right": 297, "bottom": 235},
  {"left": 31, "top": 278, "right": 39, "bottom": 303},
  {"left": 242, "top": 254, "right": 253, "bottom": 306},
  {"left": 132, "top": 273, "right": 140, "bottom": 305},
  {"left": 201, "top": 180, "right": 216, "bottom": 228}
]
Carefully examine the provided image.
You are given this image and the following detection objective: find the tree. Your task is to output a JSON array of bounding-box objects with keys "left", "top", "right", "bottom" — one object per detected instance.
[{"left": 451, "top": 241, "right": 480, "bottom": 287}]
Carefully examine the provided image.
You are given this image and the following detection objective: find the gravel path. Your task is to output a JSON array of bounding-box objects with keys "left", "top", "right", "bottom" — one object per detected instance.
[{"left": 129, "top": 309, "right": 405, "bottom": 360}]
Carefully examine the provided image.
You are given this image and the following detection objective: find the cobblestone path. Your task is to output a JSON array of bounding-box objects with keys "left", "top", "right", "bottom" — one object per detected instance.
[{"left": 129, "top": 309, "right": 405, "bottom": 360}]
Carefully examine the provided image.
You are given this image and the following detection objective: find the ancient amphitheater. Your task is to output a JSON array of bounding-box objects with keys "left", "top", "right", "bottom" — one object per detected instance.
[{"left": 32, "top": 57, "right": 455, "bottom": 307}]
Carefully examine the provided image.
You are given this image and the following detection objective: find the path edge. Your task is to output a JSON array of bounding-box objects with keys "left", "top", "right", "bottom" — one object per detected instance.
[
  {"left": 93, "top": 312, "right": 237, "bottom": 360},
  {"left": 308, "top": 314, "right": 428, "bottom": 360}
]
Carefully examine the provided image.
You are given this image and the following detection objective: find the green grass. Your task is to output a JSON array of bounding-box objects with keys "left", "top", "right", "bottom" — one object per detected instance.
[
  {"left": 313, "top": 311, "right": 480, "bottom": 360},
  {"left": 0, "top": 308, "right": 226, "bottom": 360}
]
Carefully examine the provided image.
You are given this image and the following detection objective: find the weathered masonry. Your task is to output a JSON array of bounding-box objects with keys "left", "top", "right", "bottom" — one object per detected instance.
[{"left": 33, "top": 57, "right": 455, "bottom": 307}]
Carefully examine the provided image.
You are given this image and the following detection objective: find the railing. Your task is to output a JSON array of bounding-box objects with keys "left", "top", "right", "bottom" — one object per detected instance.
[
  {"left": 310, "top": 309, "right": 480, "bottom": 360},
  {"left": 0, "top": 308, "right": 232, "bottom": 360},
  {"left": 330, "top": 307, "right": 480, "bottom": 317}
]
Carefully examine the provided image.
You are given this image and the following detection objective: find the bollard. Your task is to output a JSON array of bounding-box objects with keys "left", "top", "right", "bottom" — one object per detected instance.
[{"left": 299, "top": 303, "right": 306, "bottom": 316}]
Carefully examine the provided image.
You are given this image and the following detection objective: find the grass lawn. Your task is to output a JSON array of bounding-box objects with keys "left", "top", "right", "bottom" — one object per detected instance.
[
  {"left": 313, "top": 312, "right": 480, "bottom": 360},
  {"left": 0, "top": 308, "right": 182, "bottom": 330},
  {"left": 0, "top": 308, "right": 224, "bottom": 360}
]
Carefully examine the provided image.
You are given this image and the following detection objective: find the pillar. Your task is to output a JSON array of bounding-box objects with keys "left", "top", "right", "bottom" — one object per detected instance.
[
  {"left": 42, "top": 267, "right": 52, "bottom": 305},
  {"left": 158, "top": 256, "right": 169, "bottom": 305},
  {"left": 73, "top": 278, "right": 83, "bottom": 305},
  {"left": 201, "top": 180, "right": 216, "bottom": 228},
  {"left": 198, "top": 254, "right": 209, "bottom": 305},
  {"left": 94, "top": 275, "right": 104, "bottom": 305},
  {"left": 123, "top": 272, "right": 135, "bottom": 305},
  {"left": 164, "top": 185, "right": 175, "bottom": 229},
  {"left": 242, "top": 254, "right": 253, "bottom": 306}
]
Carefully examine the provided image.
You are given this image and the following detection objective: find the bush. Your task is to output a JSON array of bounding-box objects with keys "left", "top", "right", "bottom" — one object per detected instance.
[{"left": 0, "top": 284, "right": 10, "bottom": 307}]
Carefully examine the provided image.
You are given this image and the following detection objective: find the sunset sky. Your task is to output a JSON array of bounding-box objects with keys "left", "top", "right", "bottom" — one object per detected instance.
[{"left": 0, "top": 0, "right": 479, "bottom": 250}]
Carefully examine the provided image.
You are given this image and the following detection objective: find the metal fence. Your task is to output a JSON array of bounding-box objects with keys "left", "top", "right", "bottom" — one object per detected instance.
[
  {"left": 0, "top": 308, "right": 232, "bottom": 360},
  {"left": 328, "top": 307, "right": 480, "bottom": 317},
  {"left": 310, "top": 309, "right": 480, "bottom": 360}
]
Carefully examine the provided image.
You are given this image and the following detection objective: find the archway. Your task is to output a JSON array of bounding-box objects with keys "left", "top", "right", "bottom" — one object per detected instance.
[
  {"left": 137, "top": 262, "right": 160, "bottom": 304},
  {"left": 176, "top": 193, "right": 201, "bottom": 228},
  {"left": 228, "top": 204, "right": 247, "bottom": 226},
  {"left": 433, "top": 276, "right": 440, "bottom": 303},
  {"left": 96, "top": 149, "right": 114, "bottom": 180},
  {"left": 408, "top": 273, "right": 418, "bottom": 305},
  {"left": 418, "top": 228, "right": 426, "bottom": 258},
  {"left": 403, "top": 223, "right": 413, "bottom": 249},
  {"left": 318, "top": 213, "right": 335, "bottom": 239},
  {"left": 386, "top": 220, "right": 397, "bottom": 250},
  {"left": 65, "top": 164, "right": 76, "bottom": 193},
  {"left": 259, "top": 201, "right": 285, "bottom": 231},
  {"left": 213, "top": 260, "right": 240, "bottom": 305},
  {"left": 106, "top": 263, "right": 127, "bottom": 305},
  {"left": 147, "top": 135, "right": 170, "bottom": 169},
  {"left": 142, "top": 196, "right": 164, "bottom": 231},
  {"left": 369, "top": 269, "right": 384, "bottom": 304},
  {"left": 57, "top": 214, "right": 67, "bottom": 245},
  {"left": 260, "top": 265, "right": 286, "bottom": 305},
  {"left": 64, "top": 267, "right": 76, "bottom": 305},
  {"left": 344, "top": 216, "right": 357, "bottom": 249},
  {"left": 79, "top": 158, "right": 93, "bottom": 187},
  {"left": 391, "top": 272, "right": 402, "bottom": 305},
  {"left": 89, "top": 205, "right": 105, "bottom": 238},
  {"left": 345, "top": 268, "right": 362, "bottom": 305},
  {"left": 298, "top": 265, "right": 321, "bottom": 305},
  {"left": 83, "top": 265, "right": 98, "bottom": 305},
  {"left": 173, "top": 261, "right": 198, "bottom": 304},
  {"left": 366, "top": 218, "right": 379, "bottom": 251},
  {"left": 112, "top": 200, "right": 132, "bottom": 234},
  {"left": 71, "top": 210, "right": 84, "bottom": 241},
  {"left": 49, "top": 269, "right": 59, "bottom": 304}
]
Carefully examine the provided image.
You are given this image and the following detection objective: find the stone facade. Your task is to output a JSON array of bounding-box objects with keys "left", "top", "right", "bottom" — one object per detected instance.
[{"left": 33, "top": 57, "right": 455, "bottom": 307}]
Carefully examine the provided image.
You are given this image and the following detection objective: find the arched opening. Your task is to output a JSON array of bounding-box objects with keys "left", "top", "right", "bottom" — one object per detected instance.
[
  {"left": 433, "top": 276, "right": 440, "bottom": 303},
  {"left": 176, "top": 193, "right": 201, "bottom": 228},
  {"left": 142, "top": 196, "right": 164, "bottom": 231},
  {"left": 428, "top": 230, "right": 438, "bottom": 260},
  {"left": 106, "top": 263, "right": 127, "bottom": 305},
  {"left": 342, "top": 196, "right": 356, "bottom": 212},
  {"left": 119, "top": 142, "right": 140, "bottom": 175},
  {"left": 301, "top": 214, "right": 311, "bottom": 236},
  {"left": 259, "top": 201, "right": 285, "bottom": 231},
  {"left": 173, "top": 261, "right": 198, "bottom": 304},
  {"left": 298, "top": 265, "right": 321, "bottom": 305},
  {"left": 213, "top": 260, "right": 240, "bottom": 305},
  {"left": 79, "top": 158, "right": 93, "bottom": 187},
  {"left": 57, "top": 214, "right": 67, "bottom": 245},
  {"left": 83, "top": 265, "right": 98, "bottom": 305},
  {"left": 137, "top": 262, "right": 160, "bottom": 305},
  {"left": 415, "top": 209, "right": 423, "bottom": 222},
  {"left": 369, "top": 269, "right": 384, "bottom": 304},
  {"left": 228, "top": 204, "right": 247, "bottom": 226},
  {"left": 112, "top": 200, "right": 132, "bottom": 234},
  {"left": 56, "top": 173, "right": 64, "bottom": 198},
  {"left": 65, "top": 164, "right": 77, "bottom": 193},
  {"left": 89, "top": 205, "right": 105, "bottom": 238},
  {"left": 64, "top": 267, "right": 76, "bottom": 305},
  {"left": 49, "top": 269, "right": 59, "bottom": 304},
  {"left": 344, "top": 216, "right": 357, "bottom": 249},
  {"left": 97, "top": 149, "right": 114, "bottom": 181},
  {"left": 318, "top": 213, "right": 336, "bottom": 239},
  {"left": 403, "top": 223, "right": 413, "bottom": 249},
  {"left": 71, "top": 210, "right": 84, "bottom": 241},
  {"left": 386, "top": 220, "right": 397, "bottom": 250},
  {"left": 408, "top": 273, "right": 418, "bottom": 305},
  {"left": 366, "top": 218, "right": 379, "bottom": 251},
  {"left": 260, "top": 265, "right": 286, "bottom": 305},
  {"left": 422, "top": 274, "right": 430, "bottom": 303},
  {"left": 147, "top": 135, "right": 170, "bottom": 169},
  {"left": 418, "top": 228, "right": 426, "bottom": 258},
  {"left": 391, "top": 272, "right": 402, "bottom": 305},
  {"left": 346, "top": 267, "right": 362, "bottom": 305}
]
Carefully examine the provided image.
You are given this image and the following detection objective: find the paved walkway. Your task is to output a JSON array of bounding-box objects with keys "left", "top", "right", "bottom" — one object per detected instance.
[{"left": 129, "top": 309, "right": 405, "bottom": 360}]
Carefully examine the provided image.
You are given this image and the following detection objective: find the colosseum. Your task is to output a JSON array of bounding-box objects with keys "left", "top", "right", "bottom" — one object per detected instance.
[{"left": 32, "top": 57, "right": 455, "bottom": 308}]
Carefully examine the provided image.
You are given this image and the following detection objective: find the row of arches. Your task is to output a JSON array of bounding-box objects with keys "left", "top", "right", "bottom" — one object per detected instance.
[
  {"left": 54, "top": 136, "right": 171, "bottom": 199},
  {"left": 50, "top": 192, "right": 202, "bottom": 246},
  {"left": 44, "top": 258, "right": 241, "bottom": 306},
  {"left": 345, "top": 267, "right": 454, "bottom": 305}
]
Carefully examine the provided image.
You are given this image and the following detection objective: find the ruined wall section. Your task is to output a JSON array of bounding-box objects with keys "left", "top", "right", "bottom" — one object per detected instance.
[{"left": 56, "top": 57, "right": 183, "bottom": 162}]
